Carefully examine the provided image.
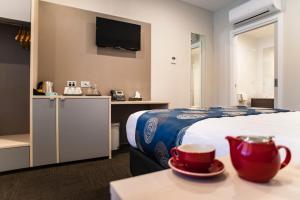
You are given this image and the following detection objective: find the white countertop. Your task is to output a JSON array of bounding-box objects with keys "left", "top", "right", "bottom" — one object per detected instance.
[
  {"left": 32, "top": 95, "right": 111, "bottom": 99},
  {"left": 32, "top": 96, "right": 168, "bottom": 105}
]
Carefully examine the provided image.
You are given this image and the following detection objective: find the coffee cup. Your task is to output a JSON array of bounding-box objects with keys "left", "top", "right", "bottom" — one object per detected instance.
[{"left": 170, "top": 144, "right": 215, "bottom": 172}]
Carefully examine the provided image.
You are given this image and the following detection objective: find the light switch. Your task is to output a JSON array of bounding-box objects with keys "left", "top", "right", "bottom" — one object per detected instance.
[
  {"left": 81, "top": 81, "right": 90, "bottom": 88},
  {"left": 171, "top": 57, "right": 176, "bottom": 65}
]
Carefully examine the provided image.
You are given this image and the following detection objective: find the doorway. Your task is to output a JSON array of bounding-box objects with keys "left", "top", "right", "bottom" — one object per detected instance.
[
  {"left": 191, "top": 33, "right": 204, "bottom": 108},
  {"left": 232, "top": 23, "right": 276, "bottom": 107}
]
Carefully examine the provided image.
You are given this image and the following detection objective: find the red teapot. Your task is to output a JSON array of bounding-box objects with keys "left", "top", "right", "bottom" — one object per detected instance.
[{"left": 226, "top": 136, "right": 291, "bottom": 183}]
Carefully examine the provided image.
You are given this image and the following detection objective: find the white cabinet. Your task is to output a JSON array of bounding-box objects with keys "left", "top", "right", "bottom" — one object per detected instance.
[
  {"left": 0, "top": 134, "right": 30, "bottom": 172},
  {"left": 59, "top": 98, "right": 110, "bottom": 162},
  {"left": 0, "top": 0, "right": 31, "bottom": 22},
  {"left": 0, "top": 147, "right": 29, "bottom": 172},
  {"left": 32, "top": 98, "right": 57, "bottom": 167},
  {"left": 32, "top": 96, "right": 111, "bottom": 166}
]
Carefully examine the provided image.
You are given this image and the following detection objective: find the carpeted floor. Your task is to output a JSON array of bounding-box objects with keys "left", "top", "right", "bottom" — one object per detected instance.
[{"left": 0, "top": 148, "right": 131, "bottom": 200}]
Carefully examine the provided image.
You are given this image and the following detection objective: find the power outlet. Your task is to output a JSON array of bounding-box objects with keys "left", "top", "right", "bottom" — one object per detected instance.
[
  {"left": 67, "top": 81, "right": 77, "bottom": 87},
  {"left": 81, "top": 81, "right": 90, "bottom": 88}
]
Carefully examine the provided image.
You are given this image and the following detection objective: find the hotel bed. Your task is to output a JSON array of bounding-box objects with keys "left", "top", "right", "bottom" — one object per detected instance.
[{"left": 126, "top": 108, "right": 300, "bottom": 176}]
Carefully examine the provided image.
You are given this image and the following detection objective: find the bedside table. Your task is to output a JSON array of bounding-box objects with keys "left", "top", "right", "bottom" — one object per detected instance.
[{"left": 110, "top": 157, "right": 300, "bottom": 200}]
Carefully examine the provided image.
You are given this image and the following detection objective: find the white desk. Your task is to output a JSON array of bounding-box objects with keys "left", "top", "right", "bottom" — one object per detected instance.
[
  {"left": 111, "top": 101, "right": 169, "bottom": 144},
  {"left": 110, "top": 157, "right": 300, "bottom": 200}
]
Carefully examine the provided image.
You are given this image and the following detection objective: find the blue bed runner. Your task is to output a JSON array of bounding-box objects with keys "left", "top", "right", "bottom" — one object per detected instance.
[{"left": 135, "top": 107, "right": 289, "bottom": 168}]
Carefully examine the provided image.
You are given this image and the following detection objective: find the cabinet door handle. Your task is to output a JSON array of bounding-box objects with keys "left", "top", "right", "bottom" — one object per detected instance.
[{"left": 49, "top": 97, "right": 55, "bottom": 101}]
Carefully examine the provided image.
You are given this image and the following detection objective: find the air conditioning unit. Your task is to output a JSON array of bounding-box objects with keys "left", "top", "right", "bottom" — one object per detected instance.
[{"left": 229, "top": 0, "right": 282, "bottom": 26}]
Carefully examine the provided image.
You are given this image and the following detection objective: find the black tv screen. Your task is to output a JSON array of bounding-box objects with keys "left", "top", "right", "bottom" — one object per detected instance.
[{"left": 96, "top": 17, "right": 141, "bottom": 51}]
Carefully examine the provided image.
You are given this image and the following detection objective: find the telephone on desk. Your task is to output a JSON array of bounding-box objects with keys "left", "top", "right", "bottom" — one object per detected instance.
[{"left": 111, "top": 90, "right": 126, "bottom": 101}]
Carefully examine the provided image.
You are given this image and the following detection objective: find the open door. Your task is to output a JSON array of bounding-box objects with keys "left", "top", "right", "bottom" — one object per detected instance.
[
  {"left": 232, "top": 23, "right": 276, "bottom": 108},
  {"left": 191, "top": 33, "right": 204, "bottom": 108}
]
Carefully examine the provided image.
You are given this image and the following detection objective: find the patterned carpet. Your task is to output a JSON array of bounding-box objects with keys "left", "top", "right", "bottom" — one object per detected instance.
[{"left": 0, "top": 148, "right": 131, "bottom": 200}]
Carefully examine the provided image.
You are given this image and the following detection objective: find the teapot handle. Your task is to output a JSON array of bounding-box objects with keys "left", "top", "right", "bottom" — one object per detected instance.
[{"left": 277, "top": 145, "right": 292, "bottom": 169}]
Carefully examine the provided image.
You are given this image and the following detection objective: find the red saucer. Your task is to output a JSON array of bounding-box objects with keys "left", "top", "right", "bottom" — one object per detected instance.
[{"left": 168, "top": 157, "right": 225, "bottom": 178}]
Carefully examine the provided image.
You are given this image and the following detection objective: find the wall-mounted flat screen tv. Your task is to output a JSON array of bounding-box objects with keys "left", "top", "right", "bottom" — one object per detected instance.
[{"left": 96, "top": 17, "right": 141, "bottom": 51}]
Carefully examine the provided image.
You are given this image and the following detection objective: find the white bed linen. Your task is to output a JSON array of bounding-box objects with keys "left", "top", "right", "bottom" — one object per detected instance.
[
  {"left": 126, "top": 111, "right": 300, "bottom": 165},
  {"left": 126, "top": 111, "right": 147, "bottom": 148}
]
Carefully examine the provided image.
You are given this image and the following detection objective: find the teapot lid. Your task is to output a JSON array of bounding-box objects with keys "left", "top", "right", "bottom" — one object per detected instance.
[{"left": 238, "top": 136, "right": 274, "bottom": 143}]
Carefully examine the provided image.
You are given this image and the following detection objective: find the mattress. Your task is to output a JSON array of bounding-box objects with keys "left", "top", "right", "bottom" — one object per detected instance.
[{"left": 127, "top": 110, "right": 300, "bottom": 165}]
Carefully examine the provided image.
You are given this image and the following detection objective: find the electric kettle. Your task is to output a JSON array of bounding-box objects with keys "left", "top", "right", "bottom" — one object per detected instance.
[{"left": 42, "top": 81, "right": 54, "bottom": 94}]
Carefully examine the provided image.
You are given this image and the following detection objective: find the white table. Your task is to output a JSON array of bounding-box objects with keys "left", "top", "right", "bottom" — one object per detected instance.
[{"left": 110, "top": 157, "right": 300, "bottom": 200}]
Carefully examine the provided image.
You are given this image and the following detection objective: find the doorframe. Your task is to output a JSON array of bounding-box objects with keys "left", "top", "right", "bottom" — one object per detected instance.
[
  {"left": 229, "top": 13, "right": 284, "bottom": 108},
  {"left": 190, "top": 33, "right": 206, "bottom": 108}
]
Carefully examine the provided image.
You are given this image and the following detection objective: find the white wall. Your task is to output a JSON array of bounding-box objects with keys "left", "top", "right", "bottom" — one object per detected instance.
[
  {"left": 214, "top": 0, "right": 300, "bottom": 110},
  {"left": 282, "top": 0, "right": 300, "bottom": 110},
  {"left": 235, "top": 36, "right": 258, "bottom": 103},
  {"left": 262, "top": 47, "right": 275, "bottom": 98},
  {"left": 257, "top": 37, "right": 274, "bottom": 98},
  {"left": 41, "top": 0, "right": 215, "bottom": 108},
  {"left": 213, "top": 0, "right": 248, "bottom": 106},
  {"left": 0, "top": 0, "right": 31, "bottom": 22}
]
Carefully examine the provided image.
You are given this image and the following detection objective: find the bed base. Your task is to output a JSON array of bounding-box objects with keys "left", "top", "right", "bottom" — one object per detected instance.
[{"left": 130, "top": 147, "right": 164, "bottom": 176}]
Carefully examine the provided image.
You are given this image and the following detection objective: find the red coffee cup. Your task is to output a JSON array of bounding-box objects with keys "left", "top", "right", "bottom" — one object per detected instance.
[{"left": 171, "top": 144, "right": 216, "bottom": 172}]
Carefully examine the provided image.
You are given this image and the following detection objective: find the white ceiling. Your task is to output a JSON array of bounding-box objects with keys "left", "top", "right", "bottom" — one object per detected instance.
[{"left": 181, "top": 0, "right": 237, "bottom": 11}]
